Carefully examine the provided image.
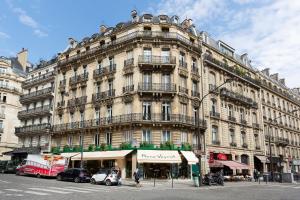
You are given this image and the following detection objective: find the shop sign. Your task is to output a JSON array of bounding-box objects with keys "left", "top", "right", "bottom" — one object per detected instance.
[
  {"left": 292, "top": 160, "right": 300, "bottom": 166},
  {"left": 140, "top": 153, "right": 176, "bottom": 160},
  {"left": 217, "top": 153, "right": 227, "bottom": 160}
]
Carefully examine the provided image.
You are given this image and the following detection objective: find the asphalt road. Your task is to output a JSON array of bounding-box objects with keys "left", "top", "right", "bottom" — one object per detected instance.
[{"left": 0, "top": 173, "right": 300, "bottom": 200}]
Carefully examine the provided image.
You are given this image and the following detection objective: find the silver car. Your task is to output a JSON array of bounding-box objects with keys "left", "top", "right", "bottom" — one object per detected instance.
[{"left": 90, "top": 168, "right": 121, "bottom": 186}]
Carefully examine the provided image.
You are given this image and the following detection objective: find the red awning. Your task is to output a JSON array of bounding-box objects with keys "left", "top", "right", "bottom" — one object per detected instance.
[{"left": 209, "top": 160, "right": 249, "bottom": 170}]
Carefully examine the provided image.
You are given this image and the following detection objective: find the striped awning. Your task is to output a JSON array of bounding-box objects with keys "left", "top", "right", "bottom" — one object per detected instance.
[{"left": 209, "top": 160, "right": 249, "bottom": 170}]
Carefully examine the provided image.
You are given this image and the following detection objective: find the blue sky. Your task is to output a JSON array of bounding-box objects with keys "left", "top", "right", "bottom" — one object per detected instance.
[{"left": 0, "top": 0, "right": 299, "bottom": 87}]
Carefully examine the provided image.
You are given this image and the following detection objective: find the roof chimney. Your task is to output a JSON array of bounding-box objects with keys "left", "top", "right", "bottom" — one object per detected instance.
[
  {"left": 131, "top": 10, "right": 138, "bottom": 22},
  {"left": 17, "top": 48, "right": 28, "bottom": 72},
  {"left": 270, "top": 73, "right": 279, "bottom": 81},
  {"left": 279, "top": 78, "right": 285, "bottom": 86},
  {"left": 100, "top": 25, "right": 107, "bottom": 34},
  {"left": 261, "top": 68, "right": 270, "bottom": 76}
]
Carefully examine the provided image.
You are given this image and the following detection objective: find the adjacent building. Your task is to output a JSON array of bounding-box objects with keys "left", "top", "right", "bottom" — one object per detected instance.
[
  {"left": 13, "top": 58, "right": 56, "bottom": 160},
  {"left": 0, "top": 49, "right": 27, "bottom": 160}
]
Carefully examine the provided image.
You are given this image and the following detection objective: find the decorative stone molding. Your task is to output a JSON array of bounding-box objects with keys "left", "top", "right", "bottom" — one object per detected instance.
[
  {"left": 178, "top": 96, "right": 189, "bottom": 104},
  {"left": 122, "top": 95, "right": 133, "bottom": 103}
]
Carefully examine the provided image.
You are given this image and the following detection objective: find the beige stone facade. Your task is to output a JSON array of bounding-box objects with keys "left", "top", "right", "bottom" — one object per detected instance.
[{"left": 0, "top": 50, "right": 27, "bottom": 160}]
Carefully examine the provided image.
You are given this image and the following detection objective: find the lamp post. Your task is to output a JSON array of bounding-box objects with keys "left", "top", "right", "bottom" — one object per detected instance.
[
  {"left": 268, "top": 109, "right": 299, "bottom": 181},
  {"left": 196, "top": 78, "right": 233, "bottom": 186}
]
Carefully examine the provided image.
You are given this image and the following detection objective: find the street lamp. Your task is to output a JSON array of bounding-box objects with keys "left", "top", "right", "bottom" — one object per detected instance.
[
  {"left": 268, "top": 109, "right": 299, "bottom": 181},
  {"left": 196, "top": 78, "right": 233, "bottom": 186}
]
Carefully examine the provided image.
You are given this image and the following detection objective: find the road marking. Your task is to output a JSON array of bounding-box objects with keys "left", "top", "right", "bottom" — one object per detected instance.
[
  {"left": 28, "top": 188, "right": 71, "bottom": 194},
  {"left": 0, "top": 180, "right": 11, "bottom": 183},
  {"left": 4, "top": 189, "right": 23, "bottom": 192},
  {"left": 292, "top": 186, "right": 300, "bottom": 189},
  {"left": 48, "top": 187, "right": 89, "bottom": 193},
  {"left": 24, "top": 191, "right": 49, "bottom": 196},
  {"left": 65, "top": 186, "right": 99, "bottom": 191}
]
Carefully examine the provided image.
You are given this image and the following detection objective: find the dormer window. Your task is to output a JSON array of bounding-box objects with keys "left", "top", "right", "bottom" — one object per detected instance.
[
  {"left": 162, "top": 27, "right": 169, "bottom": 32},
  {"left": 77, "top": 50, "right": 80, "bottom": 54},
  {"left": 111, "top": 35, "right": 116, "bottom": 43},
  {"left": 144, "top": 26, "right": 151, "bottom": 31},
  {"left": 66, "top": 54, "right": 69, "bottom": 59},
  {"left": 143, "top": 15, "right": 152, "bottom": 22},
  {"left": 86, "top": 46, "right": 90, "bottom": 51},
  {"left": 190, "top": 37, "right": 195, "bottom": 43},
  {"left": 100, "top": 40, "right": 105, "bottom": 46}
]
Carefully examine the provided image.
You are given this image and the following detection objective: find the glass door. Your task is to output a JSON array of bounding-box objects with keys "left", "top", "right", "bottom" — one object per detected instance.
[
  {"left": 162, "top": 102, "right": 171, "bottom": 121},
  {"left": 161, "top": 49, "right": 170, "bottom": 63},
  {"left": 142, "top": 102, "right": 151, "bottom": 120},
  {"left": 162, "top": 74, "right": 171, "bottom": 91}
]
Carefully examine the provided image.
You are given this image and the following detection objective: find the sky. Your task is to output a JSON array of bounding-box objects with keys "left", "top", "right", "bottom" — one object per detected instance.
[{"left": 0, "top": 0, "right": 299, "bottom": 88}]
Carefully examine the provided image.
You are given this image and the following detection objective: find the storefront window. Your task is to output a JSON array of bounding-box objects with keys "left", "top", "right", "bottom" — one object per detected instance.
[
  {"left": 142, "top": 129, "right": 151, "bottom": 143},
  {"left": 162, "top": 130, "right": 171, "bottom": 142}
]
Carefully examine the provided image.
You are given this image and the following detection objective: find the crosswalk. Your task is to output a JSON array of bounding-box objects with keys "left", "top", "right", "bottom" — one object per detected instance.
[{"left": 1, "top": 183, "right": 300, "bottom": 197}]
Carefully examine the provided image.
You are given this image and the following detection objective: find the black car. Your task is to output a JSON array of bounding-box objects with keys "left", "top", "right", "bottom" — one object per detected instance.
[
  {"left": 56, "top": 168, "right": 91, "bottom": 183},
  {"left": 0, "top": 161, "right": 17, "bottom": 174}
]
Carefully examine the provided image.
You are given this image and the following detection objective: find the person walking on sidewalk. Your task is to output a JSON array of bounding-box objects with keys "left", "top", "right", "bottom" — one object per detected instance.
[{"left": 133, "top": 168, "right": 141, "bottom": 187}]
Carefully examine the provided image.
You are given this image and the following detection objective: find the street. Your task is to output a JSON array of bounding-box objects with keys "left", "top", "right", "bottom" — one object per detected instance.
[{"left": 0, "top": 174, "right": 300, "bottom": 200}]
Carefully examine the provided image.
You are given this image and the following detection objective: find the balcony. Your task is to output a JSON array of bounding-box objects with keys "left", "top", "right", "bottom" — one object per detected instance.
[
  {"left": 18, "top": 105, "right": 52, "bottom": 119},
  {"left": 122, "top": 85, "right": 134, "bottom": 93},
  {"left": 67, "top": 96, "right": 87, "bottom": 111},
  {"left": 56, "top": 101, "right": 65, "bottom": 115},
  {"left": 52, "top": 113, "right": 207, "bottom": 133},
  {"left": 15, "top": 123, "right": 51, "bottom": 136},
  {"left": 191, "top": 65, "right": 200, "bottom": 81},
  {"left": 191, "top": 90, "right": 200, "bottom": 98},
  {"left": 93, "top": 64, "right": 116, "bottom": 80},
  {"left": 230, "top": 142, "right": 237, "bottom": 147},
  {"left": 59, "top": 79, "right": 66, "bottom": 92},
  {"left": 22, "top": 71, "right": 55, "bottom": 89},
  {"left": 212, "top": 140, "right": 220, "bottom": 145},
  {"left": 210, "top": 111, "right": 220, "bottom": 119},
  {"left": 138, "top": 55, "right": 176, "bottom": 71},
  {"left": 255, "top": 146, "right": 261, "bottom": 150},
  {"left": 203, "top": 54, "right": 260, "bottom": 86},
  {"left": 228, "top": 116, "right": 236, "bottom": 122},
  {"left": 20, "top": 87, "right": 53, "bottom": 104},
  {"left": 138, "top": 83, "right": 176, "bottom": 96},
  {"left": 69, "top": 73, "right": 89, "bottom": 89},
  {"left": 240, "top": 119, "right": 247, "bottom": 125},
  {"left": 276, "top": 137, "right": 289, "bottom": 146},
  {"left": 242, "top": 143, "right": 248, "bottom": 148},
  {"left": 252, "top": 123, "right": 260, "bottom": 129},
  {"left": 92, "top": 90, "right": 115, "bottom": 103},
  {"left": 0, "top": 83, "right": 22, "bottom": 94},
  {"left": 220, "top": 88, "right": 257, "bottom": 109},
  {"left": 178, "top": 86, "right": 188, "bottom": 95},
  {"left": 123, "top": 58, "right": 134, "bottom": 74}
]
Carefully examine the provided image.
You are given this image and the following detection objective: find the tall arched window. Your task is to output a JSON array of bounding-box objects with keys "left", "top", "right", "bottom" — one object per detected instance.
[
  {"left": 209, "top": 72, "right": 216, "bottom": 86},
  {"left": 211, "top": 99, "right": 217, "bottom": 114},
  {"left": 212, "top": 125, "right": 218, "bottom": 144},
  {"left": 252, "top": 112, "right": 257, "bottom": 123}
]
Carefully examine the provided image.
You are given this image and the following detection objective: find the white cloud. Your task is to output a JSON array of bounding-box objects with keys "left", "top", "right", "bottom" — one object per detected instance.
[
  {"left": 150, "top": 0, "right": 300, "bottom": 88},
  {"left": 0, "top": 31, "right": 10, "bottom": 39},
  {"left": 6, "top": 0, "right": 47, "bottom": 38}
]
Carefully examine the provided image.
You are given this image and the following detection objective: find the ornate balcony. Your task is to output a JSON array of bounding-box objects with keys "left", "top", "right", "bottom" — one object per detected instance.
[
  {"left": 252, "top": 123, "right": 260, "bottom": 129},
  {"left": 220, "top": 88, "right": 258, "bottom": 109},
  {"left": 178, "top": 86, "right": 188, "bottom": 95},
  {"left": 230, "top": 142, "right": 237, "bottom": 147},
  {"left": 69, "top": 73, "right": 89, "bottom": 89},
  {"left": 191, "top": 64, "right": 200, "bottom": 81},
  {"left": 209, "top": 84, "right": 219, "bottom": 94},
  {"left": 92, "top": 90, "right": 115, "bottom": 103},
  {"left": 210, "top": 111, "right": 220, "bottom": 119},
  {"left": 93, "top": 64, "right": 116, "bottom": 81},
  {"left": 276, "top": 137, "right": 289, "bottom": 146},
  {"left": 242, "top": 143, "right": 248, "bottom": 148},
  {"left": 212, "top": 140, "right": 220, "bottom": 145},
  {"left": 18, "top": 105, "right": 52, "bottom": 119},
  {"left": 138, "top": 83, "right": 176, "bottom": 96},
  {"left": 22, "top": 71, "right": 55, "bottom": 89},
  {"left": 56, "top": 100, "right": 65, "bottom": 115},
  {"left": 138, "top": 55, "right": 176, "bottom": 71},
  {"left": 123, "top": 58, "right": 134, "bottom": 74},
  {"left": 240, "top": 119, "right": 247, "bottom": 125},
  {"left": 15, "top": 123, "right": 51, "bottom": 136},
  {"left": 122, "top": 85, "right": 134, "bottom": 93},
  {"left": 0, "top": 83, "right": 22, "bottom": 94},
  {"left": 67, "top": 96, "right": 87, "bottom": 113},
  {"left": 20, "top": 87, "right": 53, "bottom": 104},
  {"left": 52, "top": 113, "right": 207, "bottom": 133}
]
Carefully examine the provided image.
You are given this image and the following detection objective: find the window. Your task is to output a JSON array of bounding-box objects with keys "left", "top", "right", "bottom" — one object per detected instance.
[
  {"left": 179, "top": 52, "right": 185, "bottom": 67},
  {"left": 209, "top": 72, "right": 216, "bottom": 85},
  {"left": 123, "top": 131, "right": 132, "bottom": 142},
  {"left": 162, "top": 73, "right": 171, "bottom": 90},
  {"left": 180, "top": 76, "right": 187, "bottom": 90},
  {"left": 108, "top": 80, "right": 113, "bottom": 94},
  {"left": 162, "top": 102, "right": 171, "bottom": 121},
  {"left": 2, "top": 93, "right": 6, "bottom": 103},
  {"left": 143, "top": 48, "right": 152, "bottom": 62},
  {"left": 107, "top": 106, "right": 112, "bottom": 122},
  {"left": 95, "top": 109, "right": 100, "bottom": 120},
  {"left": 79, "top": 135, "right": 83, "bottom": 146},
  {"left": 180, "top": 103, "right": 187, "bottom": 116},
  {"left": 181, "top": 132, "right": 188, "bottom": 143},
  {"left": 125, "top": 74, "right": 133, "bottom": 87},
  {"left": 142, "top": 129, "right": 151, "bottom": 143},
  {"left": 109, "top": 57, "right": 114, "bottom": 71},
  {"left": 229, "top": 129, "right": 235, "bottom": 144},
  {"left": 228, "top": 105, "right": 234, "bottom": 117},
  {"left": 125, "top": 103, "right": 132, "bottom": 115},
  {"left": 142, "top": 102, "right": 151, "bottom": 120},
  {"left": 212, "top": 126, "right": 218, "bottom": 142},
  {"left": 162, "top": 130, "right": 171, "bottom": 143},
  {"left": 192, "top": 81, "right": 198, "bottom": 92},
  {"left": 80, "top": 112, "right": 84, "bottom": 127},
  {"left": 126, "top": 50, "right": 133, "bottom": 60},
  {"left": 161, "top": 49, "right": 170, "bottom": 63},
  {"left": 29, "top": 137, "right": 33, "bottom": 147},
  {"left": 241, "top": 132, "right": 246, "bottom": 145},
  {"left": 94, "top": 133, "right": 100, "bottom": 146},
  {"left": 252, "top": 112, "right": 257, "bottom": 123},
  {"left": 68, "top": 136, "right": 73, "bottom": 146},
  {"left": 211, "top": 99, "right": 217, "bottom": 113},
  {"left": 106, "top": 132, "right": 112, "bottom": 145},
  {"left": 143, "top": 73, "right": 152, "bottom": 90},
  {"left": 240, "top": 108, "right": 245, "bottom": 120}
]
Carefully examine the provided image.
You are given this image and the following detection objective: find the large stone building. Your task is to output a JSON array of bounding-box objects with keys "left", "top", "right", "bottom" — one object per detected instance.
[
  {"left": 0, "top": 49, "right": 28, "bottom": 160},
  {"left": 14, "top": 58, "right": 56, "bottom": 160},
  {"left": 12, "top": 11, "right": 300, "bottom": 177}
]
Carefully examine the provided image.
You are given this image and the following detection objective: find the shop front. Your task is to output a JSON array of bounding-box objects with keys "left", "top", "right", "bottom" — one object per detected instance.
[{"left": 135, "top": 150, "right": 198, "bottom": 179}]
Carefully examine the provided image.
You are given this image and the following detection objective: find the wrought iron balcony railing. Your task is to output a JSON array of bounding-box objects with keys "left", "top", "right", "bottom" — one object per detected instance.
[
  {"left": 22, "top": 71, "right": 55, "bottom": 88},
  {"left": 210, "top": 111, "right": 220, "bottom": 118},
  {"left": 178, "top": 86, "right": 188, "bottom": 94},
  {"left": 179, "top": 60, "right": 187, "bottom": 68},
  {"left": 52, "top": 113, "right": 207, "bottom": 132},
  {"left": 228, "top": 116, "right": 236, "bottom": 122},
  {"left": 18, "top": 105, "right": 52, "bottom": 118},
  {"left": 220, "top": 88, "right": 257, "bottom": 108},
  {"left": 69, "top": 73, "right": 89, "bottom": 86},
  {"left": 191, "top": 90, "right": 200, "bottom": 98},
  {"left": 92, "top": 90, "right": 115, "bottom": 102},
  {"left": 138, "top": 55, "right": 176, "bottom": 65},
  {"left": 20, "top": 87, "right": 53, "bottom": 103},
  {"left": 15, "top": 123, "right": 51, "bottom": 135},
  {"left": 123, "top": 85, "right": 134, "bottom": 93},
  {"left": 93, "top": 64, "right": 116, "bottom": 79},
  {"left": 138, "top": 83, "right": 176, "bottom": 93}
]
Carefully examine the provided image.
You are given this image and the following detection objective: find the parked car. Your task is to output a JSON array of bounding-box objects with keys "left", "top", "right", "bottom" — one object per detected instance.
[
  {"left": 0, "top": 160, "right": 17, "bottom": 174},
  {"left": 56, "top": 168, "right": 91, "bottom": 183},
  {"left": 90, "top": 168, "right": 121, "bottom": 186}
]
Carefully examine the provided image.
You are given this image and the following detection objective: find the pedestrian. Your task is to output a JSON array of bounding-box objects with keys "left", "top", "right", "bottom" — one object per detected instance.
[
  {"left": 133, "top": 168, "right": 141, "bottom": 187},
  {"left": 253, "top": 169, "right": 258, "bottom": 182}
]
